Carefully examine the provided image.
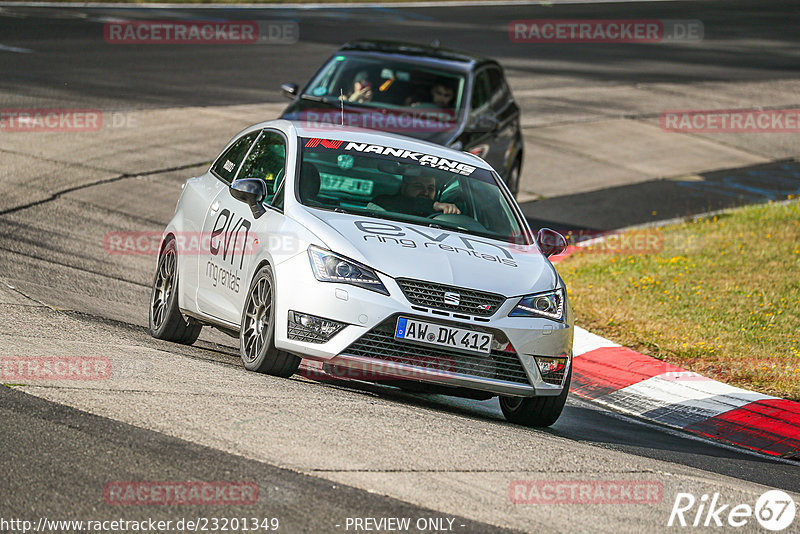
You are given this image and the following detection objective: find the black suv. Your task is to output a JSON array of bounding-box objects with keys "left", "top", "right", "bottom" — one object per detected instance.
[{"left": 280, "top": 40, "right": 524, "bottom": 196}]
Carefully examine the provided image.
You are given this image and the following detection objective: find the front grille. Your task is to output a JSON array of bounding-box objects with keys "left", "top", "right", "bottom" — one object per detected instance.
[
  {"left": 396, "top": 278, "right": 505, "bottom": 317},
  {"left": 342, "top": 317, "right": 530, "bottom": 385}
]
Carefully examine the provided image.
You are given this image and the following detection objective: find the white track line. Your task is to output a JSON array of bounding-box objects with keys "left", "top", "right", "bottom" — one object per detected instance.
[{"left": 0, "top": 43, "right": 33, "bottom": 53}]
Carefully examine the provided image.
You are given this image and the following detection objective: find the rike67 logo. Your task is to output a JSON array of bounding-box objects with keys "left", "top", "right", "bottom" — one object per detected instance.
[{"left": 668, "top": 490, "right": 796, "bottom": 531}]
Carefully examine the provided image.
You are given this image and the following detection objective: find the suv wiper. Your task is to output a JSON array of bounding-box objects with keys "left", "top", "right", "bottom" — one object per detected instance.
[
  {"left": 299, "top": 94, "right": 328, "bottom": 102},
  {"left": 299, "top": 94, "right": 340, "bottom": 109}
]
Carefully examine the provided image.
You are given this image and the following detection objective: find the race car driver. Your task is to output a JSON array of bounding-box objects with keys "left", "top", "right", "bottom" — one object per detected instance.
[{"left": 371, "top": 174, "right": 460, "bottom": 217}]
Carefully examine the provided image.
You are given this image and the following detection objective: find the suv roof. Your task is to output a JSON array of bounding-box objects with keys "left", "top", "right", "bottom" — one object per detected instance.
[{"left": 339, "top": 40, "right": 496, "bottom": 69}]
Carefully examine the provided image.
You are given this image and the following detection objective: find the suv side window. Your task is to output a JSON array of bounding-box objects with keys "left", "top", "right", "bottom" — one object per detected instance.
[
  {"left": 470, "top": 71, "right": 491, "bottom": 112},
  {"left": 487, "top": 67, "right": 509, "bottom": 107},
  {"left": 237, "top": 130, "right": 287, "bottom": 204}
]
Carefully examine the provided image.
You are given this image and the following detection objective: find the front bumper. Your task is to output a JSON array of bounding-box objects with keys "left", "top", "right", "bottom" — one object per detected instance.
[{"left": 273, "top": 253, "right": 573, "bottom": 397}]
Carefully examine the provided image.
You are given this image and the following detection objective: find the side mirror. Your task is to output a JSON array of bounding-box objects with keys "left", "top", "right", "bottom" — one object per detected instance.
[
  {"left": 230, "top": 178, "right": 267, "bottom": 218},
  {"left": 281, "top": 82, "right": 299, "bottom": 100},
  {"left": 537, "top": 228, "right": 567, "bottom": 257}
]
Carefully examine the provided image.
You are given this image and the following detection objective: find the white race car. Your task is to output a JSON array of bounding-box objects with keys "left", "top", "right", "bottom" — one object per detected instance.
[{"left": 149, "top": 119, "right": 573, "bottom": 426}]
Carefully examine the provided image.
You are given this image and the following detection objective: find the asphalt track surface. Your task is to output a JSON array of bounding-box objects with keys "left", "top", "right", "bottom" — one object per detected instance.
[
  {"left": 1, "top": 1, "right": 799, "bottom": 109},
  {"left": 1, "top": 1, "right": 799, "bottom": 532}
]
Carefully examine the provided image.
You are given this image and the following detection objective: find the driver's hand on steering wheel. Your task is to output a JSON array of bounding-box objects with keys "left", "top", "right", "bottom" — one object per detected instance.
[{"left": 433, "top": 202, "right": 460, "bottom": 215}]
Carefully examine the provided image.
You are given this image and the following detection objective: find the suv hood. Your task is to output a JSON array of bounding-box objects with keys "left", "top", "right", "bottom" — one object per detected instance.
[{"left": 301, "top": 209, "right": 558, "bottom": 297}]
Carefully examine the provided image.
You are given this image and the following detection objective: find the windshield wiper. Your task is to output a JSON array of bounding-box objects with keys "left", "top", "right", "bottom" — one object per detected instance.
[
  {"left": 298, "top": 94, "right": 344, "bottom": 110},
  {"left": 299, "top": 94, "right": 330, "bottom": 103},
  {"left": 300, "top": 93, "right": 378, "bottom": 112}
]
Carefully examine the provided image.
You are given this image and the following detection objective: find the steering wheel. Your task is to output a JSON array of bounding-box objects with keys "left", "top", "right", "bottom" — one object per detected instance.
[
  {"left": 427, "top": 207, "right": 462, "bottom": 219},
  {"left": 427, "top": 212, "right": 489, "bottom": 232}
]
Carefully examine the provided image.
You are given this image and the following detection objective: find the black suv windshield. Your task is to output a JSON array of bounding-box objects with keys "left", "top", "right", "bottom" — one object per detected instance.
[{"left": 300, "top": 55, "right": 466, "bottom": 136}]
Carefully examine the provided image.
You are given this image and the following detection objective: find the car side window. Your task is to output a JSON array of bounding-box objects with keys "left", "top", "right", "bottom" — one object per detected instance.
[
  {"left": 487, "top": 67, "right": 509, "bottom": 107},
  {"left": 211, "top": 132, "right": 259, "bottom": 184},
  {"left": 237, "top": 130, "right": 287, "bottom": 203},
  {"left": 470, "top": 71, "right": 491, "bottom": 112}
]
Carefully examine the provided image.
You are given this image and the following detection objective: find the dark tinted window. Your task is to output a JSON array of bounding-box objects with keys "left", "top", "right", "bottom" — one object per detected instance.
[
  {"left": 470, "top": 71, "right": 491, "bottom": 111},
  {"left": 487, "top": 67, "right": 508, "bottom": 106},
  {"left": 212, "top": 132, "right": 259, "bottom": 183}
]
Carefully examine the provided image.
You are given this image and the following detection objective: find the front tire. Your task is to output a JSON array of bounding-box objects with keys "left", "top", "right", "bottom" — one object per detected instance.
[
  {"left": 149, "top": 238, "right": 202, "bottom": 344},
  {"left": 240, "top": 265, "right": 300, "bottom": 377},
  {"left": 499, "top": 367, "right": 571, "bottom": 427}
]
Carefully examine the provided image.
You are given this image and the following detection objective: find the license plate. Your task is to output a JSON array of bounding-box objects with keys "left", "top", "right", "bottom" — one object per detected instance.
[
  {"left": 319, "top": 173, "right": 374, "bottom": 195},
  {"left": 394, "top": 317, "right": 492, "bottom": 354}
]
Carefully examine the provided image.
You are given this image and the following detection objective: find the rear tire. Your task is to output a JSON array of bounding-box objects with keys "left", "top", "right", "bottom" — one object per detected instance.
[
  {"left": 499, "top": 367, "right": 571, "bottom": 427},
  {"left": 148, "top": 238, "right": 202, "bottom": 344},
  {"left": 240, "top": 265, "right": 300, "bottom": 377}
]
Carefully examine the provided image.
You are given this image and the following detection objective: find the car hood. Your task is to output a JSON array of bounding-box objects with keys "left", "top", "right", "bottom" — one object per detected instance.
[
  {"left": 301, "top": 209, "right": 558, "bottom": 297},
  {"left": 281, "top": 99, "right": 457, "bottom": 146}
]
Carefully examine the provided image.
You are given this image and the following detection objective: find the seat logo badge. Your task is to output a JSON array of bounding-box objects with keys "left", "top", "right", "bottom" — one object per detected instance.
[{"left": 444, "top": 292, "right": 460, "bottom": 306}]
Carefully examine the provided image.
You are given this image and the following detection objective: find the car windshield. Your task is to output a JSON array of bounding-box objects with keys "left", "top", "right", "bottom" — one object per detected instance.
[
  {"left": 303, "top": 55, "right": 466, "bottom": 115},
  {"left": 296, "top": 138, "right": 528, "bottom": 244}
]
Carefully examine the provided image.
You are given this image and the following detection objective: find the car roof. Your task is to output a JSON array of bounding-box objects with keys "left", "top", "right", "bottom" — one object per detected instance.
[
  {"left": 253, "top": 119, "right": 491, "bottom": 170},
  {"left": 338, "top": 40, "right": 498, "bottom": 71}
]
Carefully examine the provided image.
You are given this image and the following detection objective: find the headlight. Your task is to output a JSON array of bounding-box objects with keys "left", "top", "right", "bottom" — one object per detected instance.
[
  {"left": 308, "top": 245, "right": 389, "bottom": 295},
  {"left": 509, "top": 288, "right": 565, "bottom": 320}
]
